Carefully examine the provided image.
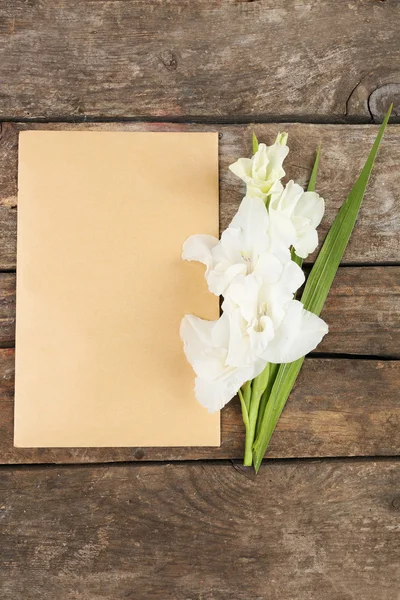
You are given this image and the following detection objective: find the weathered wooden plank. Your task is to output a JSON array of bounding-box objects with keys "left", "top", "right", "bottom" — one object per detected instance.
[
  {"left": 2, "top": 267, "right": 399, "bottom": 356},
  {"left": 0, "top": 273, "right": 15, "bottom": 347},
  {"left": 0, "top": 460, "right": 399, "bottom": 600},
  {"left": 318, "top": 266, "right": 400, "bottom": 357},
  {"left": 1, "top": 122, "right": 399, "bottom": 269},
  {"left": 1, "top": 349, "right": 398, "bottom": 464},
  {"left": 0, "top": 0, "right": 399, "bottom": 121}
]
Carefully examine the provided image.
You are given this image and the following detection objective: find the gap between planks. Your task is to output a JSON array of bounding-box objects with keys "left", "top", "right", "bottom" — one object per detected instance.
[
  {"left": 0, "top": 455, "right": 399, "bottom": 472},
  {"left": 0, "top": 115, "right": 397, "bottom": 125}
]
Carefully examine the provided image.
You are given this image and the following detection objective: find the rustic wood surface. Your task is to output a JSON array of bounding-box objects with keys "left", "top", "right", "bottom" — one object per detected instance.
[
  {"left": 0, "top": 1, "right": 399, "bottom": 122},
  {"left": 1, "top": 267, "right": 399, "bottom": 355},
  {"left": 1, "top": 349, "right": 398, "bottom": 464},
  {"left": 317, "top": 266, "right": 400, "bottom": 357},
  {"left": 0, "top": 125, "right": 399, "bottom": 465},
  {"left": 1, "top": 460, "right": 399, "bottom": 600},
  {"left": 1, "top": 1, "right": 399, "bottom": 596},
  {"left": 1, "top": 122, "right": 400, "bottom": 269}
]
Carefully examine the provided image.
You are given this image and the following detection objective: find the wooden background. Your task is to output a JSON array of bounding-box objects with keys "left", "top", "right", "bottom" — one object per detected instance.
[{"left": 0, "top": 2, "right": 399, "bottom": 599}]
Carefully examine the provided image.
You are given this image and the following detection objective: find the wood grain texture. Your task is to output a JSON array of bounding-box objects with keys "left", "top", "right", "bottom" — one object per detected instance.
[
  {"left": 318, "top": 266, "right": 400, "bottom": 357},
  {"left": 0, "top": 0, "right": 399, "bottom": 121},
  {"left": 1, "top": 122, "right": 400, "bottom": 269},
  {"left": 1, "top": 267, "right": 399, "bottom": 355},
  {"left": 1, "top": 349, "right": 399, "bottom": 464},
  {"left": 1, "top": 460, "right": 399, "bottom": 600},
  {"left": 0, "top": 273, "right": 15, "bottom": 347}
]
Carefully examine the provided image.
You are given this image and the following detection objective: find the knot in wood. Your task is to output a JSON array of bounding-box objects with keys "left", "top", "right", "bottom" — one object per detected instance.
[
  {"left": 369, "top": 83, "right": 400, "bottom": 122},
  {"left": 160, "top": 50, "right": 178, "bottom": 71},
  {"left": 391, "top": 496, "right": 400, "bottom": 510}
]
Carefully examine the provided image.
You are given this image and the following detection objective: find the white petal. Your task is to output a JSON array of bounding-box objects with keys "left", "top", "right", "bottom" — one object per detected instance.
[
  {"left": 218, "top": 227, "right": 246, "bottom": 265},
  {"left": 252, "top": 144, "right": 269, "bottom": 178},
  {"left": 255, "top": 251, "right": 283, "bottom": 284},
  {"left": 230, "top": 137, "right": 288, "bottom": 199},
  {"left": 293, "top": 228, "right": 319, "bottom": 259},
  {"left": 223, "top": 274, "right": 260, "bottom": 322},
  {"left": 194, "top": 377, "right": 235, "bottom": 412},
  {"left": 180, "top": 313, "right": 214, "bottom": 348},
  {"left": 207, "top": 262, "right": 247, "bottom": 296},
  {"left": 268, "top": 179, "right": 284, "bottom": 204},
  {"left": 268, "top": 209, "right": 297, "bottom": 259},
  {"left": 247, "top": 315, "right": 275, "bottom": 359},
  {"left": 282, "top": 260, "right": 306, "bottom": 294},
  {"left": 291, "top": 214, "right": 311, "bottom": 237},
  {"left": 229, "top": 158, "right": 253, "bottom": 182},
  {"left": 194, "top": 363, "right": 255, "bottom": 412},
  {"left": 257, "top": 260, "right": 305, "bottom": 328},
  {"left": 229, "top": 196, "right": 269, "bottom": 257},
  {"left": 195, "top": 356, "right": 267, "bottom": 413},
  {"left": 180, "top": 315, "right": 226, "bottom": 380},
  {"left": 262, "top": 300, "right": 328, "bottom": 363},
  {"left": 182, "top": 234, "right": 219, "bottom": 272},
  {"left": 270, "top": 180, "right": 303, "bottom": 214},
  {"left": 265, "top": 143, "right": 289, "bottom": 182},
  {"left": 203, "top": 196, "right": 270, "bottom": 295},
  {"left": 209, "top": 312, "right": 229, "bottom": 348},
  {"left": 226, "top": 308, "right": 251, "bottom": 367},
  {"left": 246, "top": 184, "right": 267, "bottom": 199},
  {"left": 294, "top": 191, "right": 325, "bottom": 228}
]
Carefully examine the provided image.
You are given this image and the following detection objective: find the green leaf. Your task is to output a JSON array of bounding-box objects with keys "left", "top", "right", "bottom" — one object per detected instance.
[
  {"left": 238, "top": 388, "right": 250, "bottom": 431},
  {"left": 252, "top": 105, "right": 392, "bottom": 473},
  {"left": 255, "top": 362, "right": 279, "bottom": 437},
  {"left": 307, "top": 145, "right": 321, "bottom": 193},
  {"left": 252, "top": 132, "right": 259, "bottom": 154},
  {"left": 244, "top": 363, "right": 270, "bottom": 466}
]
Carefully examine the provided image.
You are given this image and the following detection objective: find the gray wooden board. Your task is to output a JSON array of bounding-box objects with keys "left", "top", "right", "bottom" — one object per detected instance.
[
  {"left": 0, "top": 121, "right": 399, "bottom": 464},
  {"left": 0, "top": 459, "right": 399, "bottom": 600},
  {"left": 1, "top": 349, "right": 399, "bottom": 464},
  {"left": 1, "top": 267, "right": 399, "bottom": 356},
  {"left": 1, "top": 3, "right": 400, "bottom": 598},
  {"left": 0, "top": 1, "right": 399, "bottom": 121},
  {"left": 1, "top": 122, "right": 399, "bottom": 270}
]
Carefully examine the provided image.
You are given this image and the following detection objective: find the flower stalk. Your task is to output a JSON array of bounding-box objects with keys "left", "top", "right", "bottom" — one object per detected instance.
[
  {"left": 243, "top": 364, "right": 270, "bottom": 466},
  {"left": 252, "top": 105, "right": 392, "bottom": 471},
  {"left": 180, "top": 107, "right": 392, "bottom": 471}
]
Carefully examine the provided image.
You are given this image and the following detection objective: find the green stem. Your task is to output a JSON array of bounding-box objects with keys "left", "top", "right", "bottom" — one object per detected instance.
[
  {"left": 242, "top": 380, "right": 252, "bottom": 412},
  {"left": 252, "top": 107, "right": 392, "bottom": 473},
  {"left": 243, "top": 364, "right": 270, "bottom": 466},
  {"left": 238, "top": 389, "right": 249, "bottom": 429},
  {"left": 255, "top": 362, "right": 279, "bottom": 437},
  {"left": 238, "top": 388, "right": 250, "bottom": 459}
]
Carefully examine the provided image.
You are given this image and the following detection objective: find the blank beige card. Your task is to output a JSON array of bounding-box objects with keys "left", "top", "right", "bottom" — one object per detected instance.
[{"left": 14, "top": 130, "right": 220, "bottom": 447}]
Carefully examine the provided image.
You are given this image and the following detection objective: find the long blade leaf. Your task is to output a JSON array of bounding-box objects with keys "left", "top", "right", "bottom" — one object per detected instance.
[
  {"left": 253, "top": 105, "right": 392, "bottom": 472},
  {"left": 307, "top": 144, "right": 321, "bottom": 193}
]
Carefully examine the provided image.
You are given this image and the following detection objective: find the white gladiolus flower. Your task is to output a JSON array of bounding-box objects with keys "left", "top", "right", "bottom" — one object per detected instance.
[
  {"left": 269, "top": 180, "right": 325, "bottom": 260},
  {"left": 229, "top": 133, "right": 289, "bottom": 199},
  {"left": 180, "top": 276, "right": 328, "bottom": 411},
  {"left": 181, "top": 132, "right": 329, "bottom": 415},
  {"left": 223, "top": 274, "right": 328, "bottom": 366},
  {"left": 182, "top": 196, "right": 285, "bottom": 296},
  {"left": 180, "top": 313, "right": 267, "bottom": 412}
]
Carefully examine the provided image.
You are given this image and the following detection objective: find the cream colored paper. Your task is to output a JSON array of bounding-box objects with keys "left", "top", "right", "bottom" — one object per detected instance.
[{"left": 14, "top": 130, "right": 220, "bottom": 447}]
